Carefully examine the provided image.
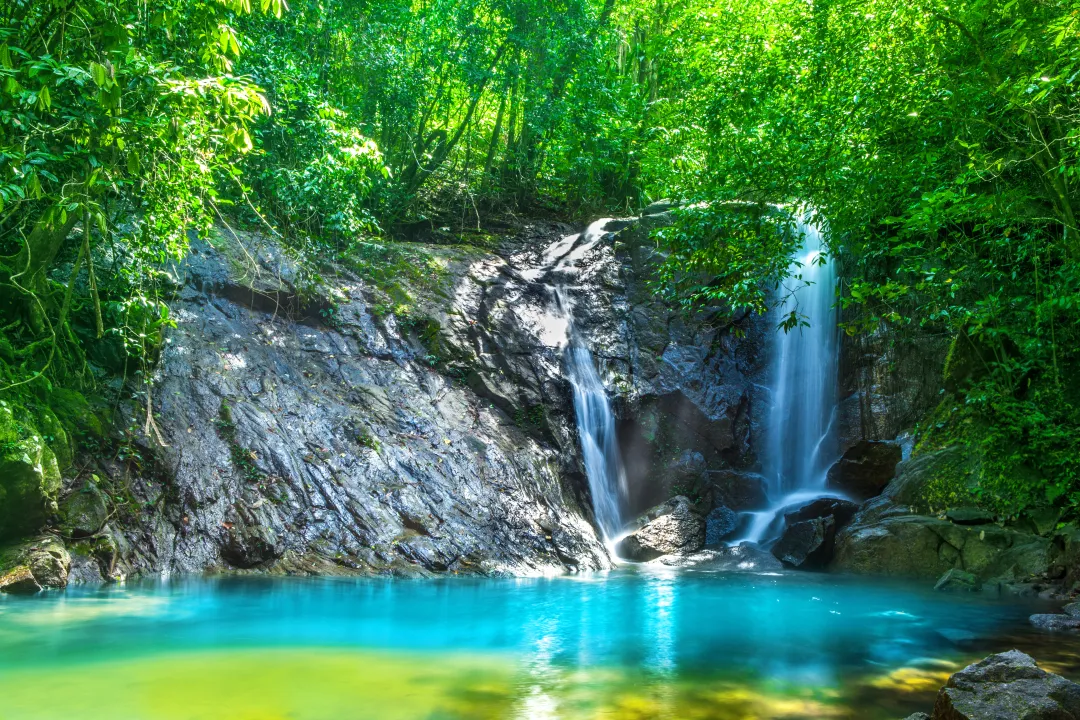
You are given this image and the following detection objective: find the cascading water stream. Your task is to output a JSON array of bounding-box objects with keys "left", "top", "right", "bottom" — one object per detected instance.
[
  {"left": 541, "top": 219, "right": 629, "bottom": 544},
  {"left": 735, "top": 216, "right": 842, "bottom": 545},
  {"left": 565, "top": 341, "right": 628, "bottom": 542}
]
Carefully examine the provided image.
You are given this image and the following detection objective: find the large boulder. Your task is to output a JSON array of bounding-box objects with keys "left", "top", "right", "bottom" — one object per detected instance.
[
  {"left": 0, "top": 565, "right": 41, "bottom": 594},
  {"left": 615, "top": 496, "right": 705, "bottom": 561},
  {"left": 772, "top": 516, "right": 836, "bottom": 569},
  {"left": 0, "top": 534, "right": 71, "bottom": 589},
  {"left": 825, "top": 440, "right": 901, "bottom": 500},
  {"left": 931, "top": 650, "right": 1080, "bottom": 719},
  {"left": 832, "top": 514, "right": 1056, "bottom": 582}
]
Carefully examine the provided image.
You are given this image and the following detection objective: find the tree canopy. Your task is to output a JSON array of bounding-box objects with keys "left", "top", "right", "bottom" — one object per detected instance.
[{"left": 1, "top": 0, "right": 1078, "bottom": 517}]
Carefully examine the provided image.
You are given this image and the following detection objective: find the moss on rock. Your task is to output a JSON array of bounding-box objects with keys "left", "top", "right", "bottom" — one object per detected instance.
[{"left": 0, "top": 404, "right": 62, "bottom": 541}]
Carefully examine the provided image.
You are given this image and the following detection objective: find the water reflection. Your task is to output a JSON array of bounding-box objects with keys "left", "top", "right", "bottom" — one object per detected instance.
[{"left": 0, "top": 569, "right": 1075, "bottom": 719}]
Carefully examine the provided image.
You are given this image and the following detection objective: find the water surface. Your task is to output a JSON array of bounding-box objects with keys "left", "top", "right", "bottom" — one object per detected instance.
[{"left": 0, "top": 568, "right": 1074, "bottom": 719}]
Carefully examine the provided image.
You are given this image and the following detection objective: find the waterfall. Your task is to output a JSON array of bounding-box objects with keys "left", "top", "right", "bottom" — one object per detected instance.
[
  {"left": 736, "top": 216, "right": 841, "bottom": 545},
  {"left": 765, "top": 218, "right": 840, "bottom": 497},
  {"left": 565, "top": 343, "right": 628, "bottom": 541},
  {"left": 539, "top": 219, "right": 629, "bottom": 543}
]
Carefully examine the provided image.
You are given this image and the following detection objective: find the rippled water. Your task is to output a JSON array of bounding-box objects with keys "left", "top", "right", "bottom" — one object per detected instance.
[{"left": 0, "top": 568, "right": 1075, "bottom": 719}]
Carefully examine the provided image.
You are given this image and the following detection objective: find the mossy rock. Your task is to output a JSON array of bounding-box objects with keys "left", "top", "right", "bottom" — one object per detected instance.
[
  {"left": 0, "top": 534, "right": 70, "bottom": 589},
  {"left": 0, "top": 406, "right": 62, "bottom": 541},
  {"left": 60, "top": 478, "right": 109, "bottom": 538},
  {"left": 35, "top": 406, "right": 73, "bottom": 471}
]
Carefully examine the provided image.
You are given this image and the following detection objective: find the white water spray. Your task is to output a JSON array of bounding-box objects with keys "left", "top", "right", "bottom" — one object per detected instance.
[
  {"left": 537, "top": 219, "right": 629, "bottom": 543},
  {"left": 736, "top": 216, "right": 842, "bottom": 545},
  {"left": 565, "top": 343, "right": 628, "bottom": 541}
]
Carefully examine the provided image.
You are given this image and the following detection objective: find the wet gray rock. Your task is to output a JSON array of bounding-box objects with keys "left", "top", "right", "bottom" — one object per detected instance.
[
  {"left": 935, "top": 568, "right": 981, "bottom": 593},
  {"left": 653, "top": 544, "right": 783, "bottom": 572},
  {"left": 772, "top": 516, "right": 836, "bottom": 569},
  {"left": 62, "top": 210, "right": 772, "bottom": 581},
  {"left": 705, "top": 506, "right": 738, "bottom": 546},
  {"left": 826, "top": 440, "right": 901, "bottom": 500},
  {"left": 903, "top": 714, "right": 930, "bottom": 720},
  {"left": 615, "top": 496, "right": 705, "bottom": 561},
  {"left": 1030, "top": 614, "right": 1080, "bottom": 632},
  {"left": 1063, "top": 602, "right": 1080, "bottom": 619},
  {"left": 931, "top": 650, "right": 1080, "bottom": 719}
]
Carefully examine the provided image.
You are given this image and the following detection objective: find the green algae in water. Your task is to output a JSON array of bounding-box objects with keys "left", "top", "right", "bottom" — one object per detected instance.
[{"left": 1, "top": 571, "right": 1078, "bottom": 719}]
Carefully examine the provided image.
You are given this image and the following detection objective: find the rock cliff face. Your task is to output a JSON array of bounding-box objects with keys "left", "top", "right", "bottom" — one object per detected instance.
[{"left": 60, "top": 212, "right": 766, "bottom": 582}]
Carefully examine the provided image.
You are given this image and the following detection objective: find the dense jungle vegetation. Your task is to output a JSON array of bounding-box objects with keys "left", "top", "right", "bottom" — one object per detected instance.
[{"left": 0, "top": 0, "right": 1078, "bottom": 531}]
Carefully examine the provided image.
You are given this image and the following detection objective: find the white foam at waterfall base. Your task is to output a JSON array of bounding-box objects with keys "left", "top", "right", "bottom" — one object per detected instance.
[{"left": 735, "top": 216, "right": 843, "bottom": 547}]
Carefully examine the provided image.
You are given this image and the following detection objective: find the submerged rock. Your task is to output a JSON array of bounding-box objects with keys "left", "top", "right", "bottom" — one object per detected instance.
[
  {"left": 615, "top": 496, "right": 705, "bottom": 561},
  {"left": 653, "top": 544, "right": 783, "bottom": 572},
  {"left": 772, "top": 516, "right": 836, "bottom": 569},
  {"left": 825, "top": 440, "right": 901, "bottom": 501},
  {"left": 704, "top": 506, "right": 738, "bottom": 546},
  {"left": 931, "top": 650, "right": 1080, "bottom": 719}
]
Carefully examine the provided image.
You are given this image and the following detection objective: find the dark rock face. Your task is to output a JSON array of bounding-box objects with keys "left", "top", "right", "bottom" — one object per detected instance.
[
  {"left": 772, "top": 516, "right": 836, "bottom": 569},
  {"left": 825, "top": 440, "right": 902, "bottom": 500},
  {"left": 783, "top": 497, "right": 859, "bottom": 529},
  {"left": 705, "top": 506, "right": 738, "bottom": 546},
  {"left": 931, "top": 650, "right": 1080, "bottom": 720},
  {"left": 706, "top": 470, "right": 769, "bottom": 512},
  {"left": 615, "top": 496, "right": 705, "bottom": 561}
]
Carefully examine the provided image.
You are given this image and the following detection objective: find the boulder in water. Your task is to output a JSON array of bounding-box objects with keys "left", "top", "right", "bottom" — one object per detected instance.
[
  {"left": 705, "top": 506, "right": 738, "bottom": 546},
  {"left": 931, "top": 650, "right": 1080, "bottom": 719},
  {"left": 825, "top": 441, "right": 901, "bottom": 501},
  {"left": 615, "top": 496, "right": 704, "bottom": 561},
  {"left": 771, "top": 516, "right": 836, "bottom": 569}
]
